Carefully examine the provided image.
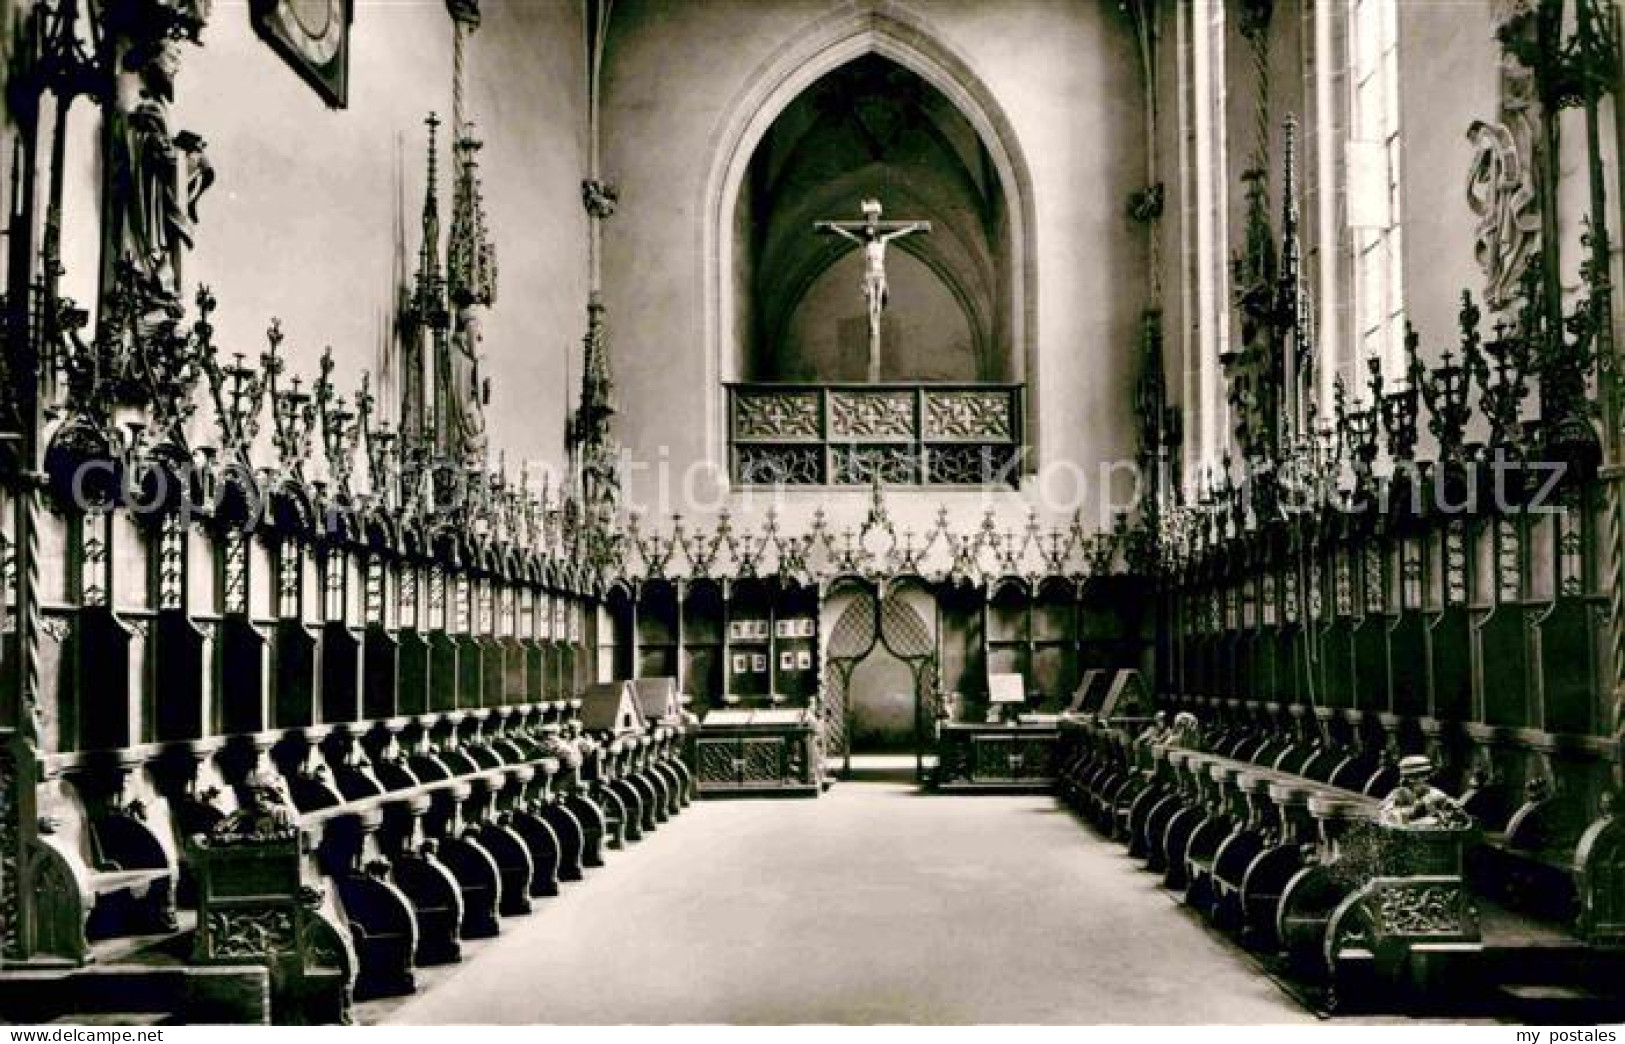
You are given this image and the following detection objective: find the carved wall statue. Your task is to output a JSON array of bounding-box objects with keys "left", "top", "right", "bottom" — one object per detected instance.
[
  {"left": 105, "top": 0, "right": 215, "bottom": 307},
  {"left": 446, "top": 308, "right": 489, "bottom": 467},
  {"left": 1466, "top": 41, "right": 1542, "bottom": 310}
]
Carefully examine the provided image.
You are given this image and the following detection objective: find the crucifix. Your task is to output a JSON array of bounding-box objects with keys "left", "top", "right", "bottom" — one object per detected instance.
[{"left": 815, "top": 199, "right": 931, "bottom": 382}]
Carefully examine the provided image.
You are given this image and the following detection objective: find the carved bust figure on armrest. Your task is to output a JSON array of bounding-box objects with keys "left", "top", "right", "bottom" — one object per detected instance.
[
  {"left": 1135, "top": 710, "right": 1170, "bottom": 748},
  {"left": 207, "top": 769, "right": 298, "bottom": 844},
  {"left": 1169, "top": 711, "right": 1202, "bottom": 750},
  {"left": 1379, "top": 755, "right": 1472, "bottom": 830}
]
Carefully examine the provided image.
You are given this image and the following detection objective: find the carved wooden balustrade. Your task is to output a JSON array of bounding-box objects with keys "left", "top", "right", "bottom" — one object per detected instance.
[{"left": 727, "top": 382, "right": 1025, "bottom": 487}]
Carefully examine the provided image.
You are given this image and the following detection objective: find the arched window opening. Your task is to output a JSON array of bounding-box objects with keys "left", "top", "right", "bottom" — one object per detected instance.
[
  {"left": 727, "top": 54, "right": 1024, "bottom": 488},
  {"left": 739, "top": 55, "right": 1011, "bottom": 384}
]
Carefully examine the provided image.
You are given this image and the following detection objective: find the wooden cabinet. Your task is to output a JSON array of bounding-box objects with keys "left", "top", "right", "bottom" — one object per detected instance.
[
  {"left": 624, "top": 577, "right": 820, "bottom": 715},
  {"left": 932, "top": 722, "right": 1058, "bottom": 791},
  {"left": 695, "top": 708, "right": 822, "bottom": 796}
]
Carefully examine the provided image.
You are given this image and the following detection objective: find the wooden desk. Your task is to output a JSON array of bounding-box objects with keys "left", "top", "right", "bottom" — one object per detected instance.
[
  {"left": 695, "top": 707, "right": 823, "bottom": 797},
  {"left": 932, "top": 720, "right": 1060, "bottom": 791}
]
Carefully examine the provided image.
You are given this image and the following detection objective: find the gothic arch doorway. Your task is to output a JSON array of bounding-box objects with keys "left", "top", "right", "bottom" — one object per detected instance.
[{"left": 821, "top": 578, "right": 938, "bottom": 780}]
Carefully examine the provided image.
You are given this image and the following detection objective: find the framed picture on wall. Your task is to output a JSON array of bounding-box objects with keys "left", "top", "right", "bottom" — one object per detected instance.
[
  {"left": 731, "top": 653, "right": 749, "bottom": 675},
  {"left": 252, "top": 0, "right": 353, "bottom": 109},
  {"left": 796, "top": 650, "right": 812, "bottom": 670},
  {"left": 779, "top": 651, "right": 795, "bottom": 672},
  {"left": 751, "top": 653, "right": 767, "bottom": 673}
]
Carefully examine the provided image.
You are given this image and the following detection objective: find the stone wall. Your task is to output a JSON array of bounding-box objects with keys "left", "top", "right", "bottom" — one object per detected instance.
[
  {"left": 29, "top": 0, "right": 590, "bottom": 474},
  {"left": 600, "top": 0, "right": 1148, "bottom": 524}
]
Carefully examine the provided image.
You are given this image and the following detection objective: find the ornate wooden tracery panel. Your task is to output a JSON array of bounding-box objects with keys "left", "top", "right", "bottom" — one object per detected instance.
[
  {"left": 729, "top": 384, "right": 1023, "bottom": 487},
  {"left": 819, "top": 580, "right": 939, "bottom": 777}
]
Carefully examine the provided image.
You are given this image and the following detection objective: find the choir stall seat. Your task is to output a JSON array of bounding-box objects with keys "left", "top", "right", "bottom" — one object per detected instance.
[
  {"left": 27, "top": 761, "right": 183, "bottom": 966},
  {"left": 1058, "top": 712, "right": 1488, "bottom": 1013}
]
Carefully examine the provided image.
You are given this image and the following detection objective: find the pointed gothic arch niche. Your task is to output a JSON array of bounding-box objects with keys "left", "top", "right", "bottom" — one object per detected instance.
[
  {"left": 703, "top": 9, "right": 1038, "bottom": 464},
  {"left": 738, "top": 55, "right": 1008, "bottom": 382}
]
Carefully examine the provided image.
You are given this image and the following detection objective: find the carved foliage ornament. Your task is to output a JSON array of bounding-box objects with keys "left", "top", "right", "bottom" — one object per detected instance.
[
  {"left": 581, "top": 179, "right": 619, "bottom": 220},
  {"left": 923, "top": 390, "right": 1015, "bottom": 442},
  {"left": 833, "top": 445, "right": 917, "bottom": 486},
  {"left": 1374, "top": 882, "right": 1469, "bottom": 936},
  {"left": 205, "top": 907, "right": 296, "bottom": 958},
  {"left": 829, "top": 391, "right": 914, "bottom": 439},
  {"left": 735, "top": 392, "right": 821, "bottom": 441},
  {"left": 1467, "top": 7, "right": 1543, "bottom": 311}
]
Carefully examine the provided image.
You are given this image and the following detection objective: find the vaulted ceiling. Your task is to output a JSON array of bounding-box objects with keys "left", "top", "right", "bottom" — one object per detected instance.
[{"left": 741, "top": 54, "right": 1012, "bottom": 381}]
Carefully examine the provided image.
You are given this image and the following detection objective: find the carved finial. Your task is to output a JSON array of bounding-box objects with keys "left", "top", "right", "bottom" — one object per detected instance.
[
  {"left": 448, "top": 126, "right": 497, "bottom": 308},
  {"left": 571, "top": 291, "right": 619, "bottom": 543},
  {"left": 424, "top": 113, "right": 441, "bottom": 214},
  {"left": 415, "top": 113, "right": 446, "bottom": 323},
  {"left": 446, "top": 0, "right": 481, "bottom": 28}
]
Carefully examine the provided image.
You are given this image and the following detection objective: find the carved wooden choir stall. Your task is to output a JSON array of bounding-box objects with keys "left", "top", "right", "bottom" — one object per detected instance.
[
  {"left": 0, "top": 0, "right": 698, "bottom": 1024},
  {"left": 1047, "top": 0, "right": 1625, "bottom": 1015}
]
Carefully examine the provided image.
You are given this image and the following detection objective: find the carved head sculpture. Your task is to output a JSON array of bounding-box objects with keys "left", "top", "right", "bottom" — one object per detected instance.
[
  {"left": 1382, "top": 753, "right": 1473, "bottom": 830},
  {"left": 1398, "top": 754, "right": 1435, "bottom": 782},
  {"left": 121, "top": 31, "right": 187, "bottom": 102},
  {"left": 538, "top": 724, "right": 583, "bottom": 770},
  {"left": 458, "top": 310, "right": 484, "bottom": 358},
  {"left": 1171, "top": 711, "right": 1201, "bottom": 749},
  {"left": 209, "top": 768, "right": 297, "bottom": 842},
  {"left": 242, "top": 770, "right": 295, "bottom": 816}
]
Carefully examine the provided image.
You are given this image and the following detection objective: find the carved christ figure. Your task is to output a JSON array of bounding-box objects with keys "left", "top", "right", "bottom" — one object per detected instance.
[{"left": 815, "top": 199, "right": 931, "bottom": 382}]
